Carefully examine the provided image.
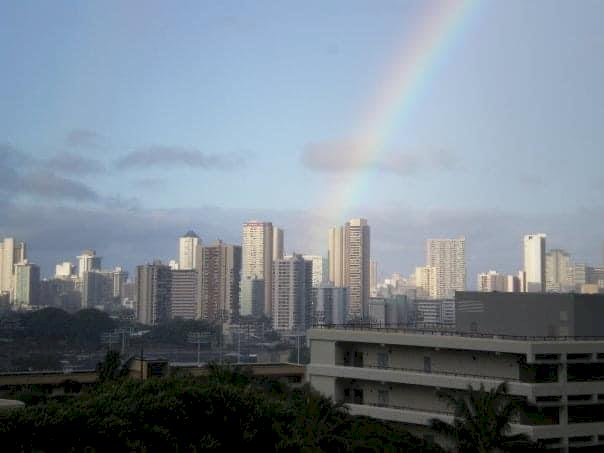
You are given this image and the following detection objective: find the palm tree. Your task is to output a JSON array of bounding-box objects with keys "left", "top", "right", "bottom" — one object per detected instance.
[{"left": 429, "top": 382, "right": 536, "bottom": 453}]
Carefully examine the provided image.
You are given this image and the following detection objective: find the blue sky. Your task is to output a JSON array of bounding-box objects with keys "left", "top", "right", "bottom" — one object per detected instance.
[{"left": 1, "top": 0, "right": 603, "bottom": 281}]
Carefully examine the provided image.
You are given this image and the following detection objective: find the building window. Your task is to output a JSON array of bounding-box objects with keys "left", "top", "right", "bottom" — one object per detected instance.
[
  {"left": 353, "top": 389, "right": 363, "bottom": 404},
  {"left": 378, "top": 390, "right": 389, "bottom": 407},
  {"left": 424, "top": 356, "right": 432, "bottom": 373},
  {"left": 353, "top": 351, "right": 363, "bottom": 367},
  {"left": 377, "top": 352, "right": 389, "bottom": 369}
]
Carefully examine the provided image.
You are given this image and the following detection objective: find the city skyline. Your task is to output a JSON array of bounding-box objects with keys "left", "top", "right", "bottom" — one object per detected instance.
[{"left": 1, "top": 1, "right": 603, "bottom": 282}]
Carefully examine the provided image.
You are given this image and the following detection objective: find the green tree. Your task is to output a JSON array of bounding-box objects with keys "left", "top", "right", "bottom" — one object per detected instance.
[
  {"left": 96, "top": 350, "right": 124, "bottom": 383},
  {"left": 429, "top": 382, "right": 536, "bottom": 453}
]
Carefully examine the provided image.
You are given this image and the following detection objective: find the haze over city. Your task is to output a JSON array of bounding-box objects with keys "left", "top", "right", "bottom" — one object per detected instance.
[{"left": 2, "top": 0, "right": 603, "bottom": 280}]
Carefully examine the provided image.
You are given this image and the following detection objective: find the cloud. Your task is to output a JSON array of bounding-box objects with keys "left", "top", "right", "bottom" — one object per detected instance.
[
  {"left": 131, "top": 177, "right": 166, "bottom": 189},
  {"left": 19, "top": 170, "right": 100, "bottom": 202},
  {"left": 301, "top": 139, "right": 459, "bottom": 175},
  {"left": 45, "top": 152, "right": 106, "bottom": 175},
  {"left": 116, "top": 146, "right": 247, "bottom": 170},
  {"left": 2, "top": 199, "right": 603, "bottom": 290},
  {"left": 0, "top": 144, "right": 101, "bottom": 203},
  {"left": 65, "top": 129, "right": 103, "bottom": 148}
]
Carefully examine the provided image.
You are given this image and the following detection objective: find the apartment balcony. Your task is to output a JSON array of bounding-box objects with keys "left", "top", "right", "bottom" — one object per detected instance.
[{"left": 308, "top": 363, "right": 535, "bottom": 396}]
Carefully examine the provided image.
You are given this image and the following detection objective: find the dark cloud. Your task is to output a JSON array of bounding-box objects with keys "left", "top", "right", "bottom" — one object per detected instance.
[
  {"left": 116, "top": 146, "right": 247, "bottom": 170},
  {"left": 45, "top": 152, "right": 106, "bottom": 175},
  {"left": 65, "top": 129, "right": 103, "bottom": 148},
  {"left": 301, "top": 139, "right": 459, "bottom": 176},
  {"left": 20, "top": 170, "right": 100, "bottom": 202},
  {"left": 0, "top": 144, "right": 101, "bottom": 203}
]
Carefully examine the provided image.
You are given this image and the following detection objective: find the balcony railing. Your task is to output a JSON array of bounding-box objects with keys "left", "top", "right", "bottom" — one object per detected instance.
[
  {"left": 337, "top": 362, "right": 522, "bottom": 382},
  {"left": 313, "top": 323, "right": 604, "bottom": 342}
]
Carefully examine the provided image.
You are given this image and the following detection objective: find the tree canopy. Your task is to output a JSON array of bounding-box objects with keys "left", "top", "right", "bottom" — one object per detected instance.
[{"left": 0, "top": 366, "right": 443, "bottom": 452}]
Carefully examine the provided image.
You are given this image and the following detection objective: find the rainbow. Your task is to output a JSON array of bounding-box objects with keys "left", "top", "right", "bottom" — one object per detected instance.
[{"left": 317, "top": 0, "right": 479, "bottom": 229}]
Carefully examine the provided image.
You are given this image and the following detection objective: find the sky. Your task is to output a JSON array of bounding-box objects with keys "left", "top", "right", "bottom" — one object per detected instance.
[{"left": 1, "top": 0, "right": 603, "bottom": 283}]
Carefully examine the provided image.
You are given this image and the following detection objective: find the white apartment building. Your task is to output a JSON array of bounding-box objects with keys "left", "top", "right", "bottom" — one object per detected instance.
[
  {"left": 524, "top": 233, "right": 546, "bottom": 292},
  {"left": 0, "top": 238, "right": 27, "bottom": 298},
  {"left": 414, "top": 265, "right": 438, "bottom": 299},
  {"left": 328, "top": 219, "right": 370, "bottom": 319},
  {"left": 546, "top": 249, "right": 572, "bottom": 293},
  {"left": 178, "top": 231, "right": 200, "bottom": 270},
  {"left": 477, "top": 270, "right": 507, "bottom": 292},
  {"left": 308, "top": 326, "right": 604, "bottom": 452},
  {"left": 240, "top": 220, "right": 274, "bottom": 317},
  {"left": 303, "top": 255, "right": 328, "bottom": 288},
  {"left": 272, "top": 254, "right": 312, "bottom": 333},
  {"left": 77, "top": 249, "right": 101, "bottom": 279},
  {"left": 426, "top": 238, "right": 466, "bottom": 299}
]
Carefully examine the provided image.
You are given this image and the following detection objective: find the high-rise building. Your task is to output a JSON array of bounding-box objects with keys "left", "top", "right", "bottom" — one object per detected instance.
[
  {"left": 55, "top": 262, "right": 75, "bottom": 279},
  {"left": 272, "top": 254, "right": 312, "bottom": 333},
  {"left": 506, "top": 274, "right": 521, "bottom": 292},
  {"left": 302, "top": 255, "right": 328, "bottom": 288},
  {"left": 369, "top": 260, "right": 378, "bottom": 297},
  {"left": 200, "top": 240, "right": 242, "bottom": 323},
  {"left": 273, "top": 227, "right": 284, "bottom": 261},
  {"left": 477, "top": 270, "right": 507, "bottom": 292},
  {"left": 112, "top": 267, "right": 128, "bottom": 299},
  {"left": 0, "top": 238, "right": 26, "bottom": 297},
  {"left": 523, "top": 233, "right": 546, "bottom": 292},
  {"left": 77, "top": 250, "right": 101, "bottom": 279},
  {"left": 240, "top": 221, "right": 274, "bottom": 317},
  {"left": 178, "top": 231, "right": 200, "bottom": 270},
  {"left": 81, "top": 270, "right": 114, "bottom": 308},
  {"left": 313, "top": 283, "right": 348, "bottom": 325},
  {"left": 414, "top": 265, "right": 438, "bottom": 299},
  {"left": 136, "top": 262, "right": 171, "bottom": 325},
  {"left": 426, "top": 238, "right": 466, "bottom": 299},
  {"left": 328, "top": 219, "right": 370, "bottom": 319},
  {"left": 13, "top": 261, "right": 40, "bottom": 308},
  {"left": 170, "top": 269, "right": 199, "bottom": 320},
  {"left": 546, "top": 249, "right": 571, "bottom": 292}
]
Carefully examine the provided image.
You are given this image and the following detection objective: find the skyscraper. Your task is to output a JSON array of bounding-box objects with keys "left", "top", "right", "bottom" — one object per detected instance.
[
  {"left": 302, "top": 255, "right": 328, "bottom": 288},
  {"left": 178, "top": 231, "right": 200, "bottom": 270},
  {"left": 328, "top": 218, "right": 370, "bottom": 319},
  {"left": 13, "top": 261, "right": 40, "bottom": 308},
  {"left": 77, "top": 249, "right": 101, "bottom": 279},
  {"left": 55, "top": 262, "right": 75, "bottom": 279},
  {"left": 170, "top": 269, "right": 199, "bottom": 320},
  {"left": 426, "top": 238, "right": 466, "bottom": 299},
  {"left": 272, "top": 254, "right": 312, "bottom": 333},
  {"left": 523, "top": 233, "right": 546, "bottom": 292},
  {"left": 0, "top": 238, "right": 26, "bottom": 297},
  {"left": 200, "top": 240, "right": 242, "bottom": 323},
  {"left": 370, "top": 260, "right": 378, "bottom": 296},
  {"left": 273, "top": 227, "right": 284, "bottom": 261},
  {"left": 136, "top": 262, "right": 171, "bottom": 325},
  {"left": 414, "top": 265, "right": 438, "bottom": 299},
  {"left": 477, "top": 270, "right": 507, "bottom": 292},
  {"left": 546, "top": 249, "right": 571, "bottom": 292},
  {"left": 240, "top": 221, "right": 274, "bottom": 317}
]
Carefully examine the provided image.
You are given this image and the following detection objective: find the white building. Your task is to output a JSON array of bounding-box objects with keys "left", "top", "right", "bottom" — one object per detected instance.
[
  {"left": 303, "top": 255, "right": 328, "bottom": 288},
  {"left": 178, "top": 231, "right": 200, "bottom": 270},
  {"left": 240, "top": 220, "right": 275, "bottom": 317},
  {"left": 55, "top": 261, "right": 75, "bottom": 279},
  {"left": 170, "top": 269, "right": 198, "bottom": 320},
  {"left": 523, "top": 233, "right": 546, "bottom": 292},
  {"left": 414, "top": 265, "right": 438, "bottom": 299},
  {"left": 546, "top": 249, "right": 572, "bottom": 293},
  {"left": 477, "top": 270, "right": 507, "bottom": 292},
  {"left": 13, "top": 261, "right": 40, "bottom": 309},
  {"left": 0, "top": 238, "right": 26, "bottom": 298},
  {"left": 313, "top": 283, "right": 348, "bottom": 325},
  {"left": 77, "top": 249, "right": 101, "bottom": 279},
  {"left": 328, "top": 219, "right": 370, "bottom": 319},
  {"left": 426, "top": 238, "right": 466, "bottom": 299},
  {"left": 272, "top": 254, "right": 312, "bottom": 333},
  {"left": 370, "top": 260, "right": 378, "bottom": 297}
]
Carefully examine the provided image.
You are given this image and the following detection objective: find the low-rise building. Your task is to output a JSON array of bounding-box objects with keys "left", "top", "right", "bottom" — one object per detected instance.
[{"left": 308, "top": 292, "right": 604, "bottom": 452}]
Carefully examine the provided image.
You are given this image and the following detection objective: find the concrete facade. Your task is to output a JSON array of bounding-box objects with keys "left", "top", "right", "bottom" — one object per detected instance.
[{"left": 308, "top": 325, "right": 604, "bottom": 452}]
